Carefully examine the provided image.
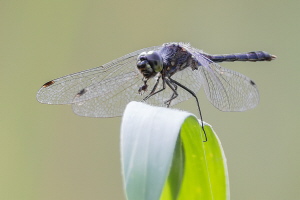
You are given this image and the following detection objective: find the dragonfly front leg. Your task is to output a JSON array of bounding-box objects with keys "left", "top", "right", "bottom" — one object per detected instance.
[{"left": 138, "top": 79, "right": 148, "bottom": 95}]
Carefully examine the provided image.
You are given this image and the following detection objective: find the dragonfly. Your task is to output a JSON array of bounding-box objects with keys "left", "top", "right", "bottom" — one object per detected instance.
[{"left": 37, "top": 42, "right": 276, "bottom": 140}]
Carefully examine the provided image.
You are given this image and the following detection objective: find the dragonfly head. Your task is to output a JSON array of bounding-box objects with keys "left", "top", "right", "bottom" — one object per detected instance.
[{"left": 137, "top": 51, "right": 163, "bottom": 79}]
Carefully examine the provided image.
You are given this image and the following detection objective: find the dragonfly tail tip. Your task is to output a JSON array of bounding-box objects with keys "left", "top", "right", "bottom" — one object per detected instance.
[{"left": 271, "top": 55, "right": 277, "bottom": 60}]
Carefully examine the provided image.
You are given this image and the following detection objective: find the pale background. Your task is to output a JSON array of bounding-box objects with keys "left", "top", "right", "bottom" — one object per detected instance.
[{"left": 1, "top": 1, "right": 299, "bottom": 199}]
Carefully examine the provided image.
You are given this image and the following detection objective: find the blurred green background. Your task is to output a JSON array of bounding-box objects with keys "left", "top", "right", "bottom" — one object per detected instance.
[{"left": 1, "top": 0, "right": 299, "bottom": 199}]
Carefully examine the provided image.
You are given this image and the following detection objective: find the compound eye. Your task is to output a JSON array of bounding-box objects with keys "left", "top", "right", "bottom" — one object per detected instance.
[
  {"left": 137, "top": 52, "right": 147, "bottom": 61},
  {"left": 145, "top": 51, "right": 163, "bottom": 72}
]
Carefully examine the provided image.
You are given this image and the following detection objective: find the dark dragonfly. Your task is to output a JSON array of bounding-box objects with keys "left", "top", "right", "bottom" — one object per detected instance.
[{"left": 37, "top": 42, "right": 276, "bottom": 138}]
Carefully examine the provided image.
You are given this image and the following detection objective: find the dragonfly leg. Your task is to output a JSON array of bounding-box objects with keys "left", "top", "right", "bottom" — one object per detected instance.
[
  {"left": 138, "top": 79, "right": 148, "bottom": 94},
  {"left": 169, "top": 77, "right": 207, "bottom": 142},
  {"left": 143, "top": 75, "right": 166, "bottom": 101},
  {"left": 164, "top": 79, "right": 178, "bottom": 107},
  {"left": 138, "top": 80, "right": 148, "bottom": 95}
]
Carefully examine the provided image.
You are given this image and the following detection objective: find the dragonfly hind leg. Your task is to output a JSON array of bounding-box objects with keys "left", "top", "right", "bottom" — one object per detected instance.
[
  {"left": 169, "top": 77, "right": 208, "bottom": 142},
  {"left": 164, "top": 79, "right": 178, "bottom": 107}
]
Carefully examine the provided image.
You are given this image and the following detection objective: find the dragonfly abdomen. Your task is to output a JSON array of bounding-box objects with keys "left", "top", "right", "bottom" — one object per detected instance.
[{"left": 207, "top": 51, "right": 276, "bottom": 62}]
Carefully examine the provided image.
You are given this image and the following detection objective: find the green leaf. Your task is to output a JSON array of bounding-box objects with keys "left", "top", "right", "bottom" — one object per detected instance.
[{"left": 121, "top": 102, "right": 229, "bottom": 200}]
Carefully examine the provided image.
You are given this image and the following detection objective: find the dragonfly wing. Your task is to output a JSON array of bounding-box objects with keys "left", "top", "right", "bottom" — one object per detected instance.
[
  {"left": 71, "top": 70, "right": 143, "bottom": 117},
  {"left": 192, "top": 50, "right": 259, "bottom": 111},
  {"left": 36, "top": 46, "right": 161, "bottom": 105}
]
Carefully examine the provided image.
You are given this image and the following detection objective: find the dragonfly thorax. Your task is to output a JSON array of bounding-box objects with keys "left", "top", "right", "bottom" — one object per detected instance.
[{"left": 137, "top": 51, "right": 163, "bottom": 79}]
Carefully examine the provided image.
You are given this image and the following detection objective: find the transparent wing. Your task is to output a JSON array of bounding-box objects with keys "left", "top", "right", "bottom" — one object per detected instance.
[
  {"left": 190, "top": 48, "right": 259, "bottom": 111},
  {"left": 71, "top": 71, "right": 143, "bottom": 117},
  {"left": 36, "top": 46, "right": 162, "bottom": 117}
]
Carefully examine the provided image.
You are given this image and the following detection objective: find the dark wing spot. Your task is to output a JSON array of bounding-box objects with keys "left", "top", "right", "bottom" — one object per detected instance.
[
  {"left": 76, "top": 88, "right": 87, "bottom": 97},
  {"left": 250, "top": 80, "right": 256, "bottom": 86},
  {"left": 42, "top": 80, "right": 55, "bottom": 87}
]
